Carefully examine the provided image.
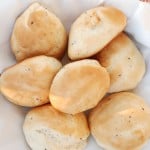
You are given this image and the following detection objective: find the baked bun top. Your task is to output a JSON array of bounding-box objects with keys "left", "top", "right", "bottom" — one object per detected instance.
[
  {"left": 24, "top": 105, "right": 89, "bottom": 139},
  {"left": 11, "top": 3, "right": 67, "bottom": 61},
  {"left": 50, "top": 59, "right": 110, "bottom": 114},
  {"left": 97, "top": 33, "right": 145, "bottom": 93},
  {"left": 68, "top": 6, "right": 126, "bottom": 60},
  {"left": 23, "top": 105, "right": 90, "bottom": 150},
  {"left": 0, "top": 56, "right": 62, "bottom": 107},
  {"left": 89, "top": 92, "right": 150, "bottom": 150}
]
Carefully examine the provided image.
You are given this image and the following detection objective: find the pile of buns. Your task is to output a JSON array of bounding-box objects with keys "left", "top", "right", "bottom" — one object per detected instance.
[{"left": 0, "top": 2, "right": 150, "bottom": 150}]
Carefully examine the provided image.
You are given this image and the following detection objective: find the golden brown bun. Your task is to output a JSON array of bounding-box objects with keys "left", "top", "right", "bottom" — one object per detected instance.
[
  {"left": 0, "top": 56, "right": 62, "bottom": 107},
  {"left": 68, "top": 6, "right": 127, "bottom": 60},
  {"left": 50, "top": 59, "right": 110, "bottom": 114},
  {"left": 89, "top": 92, "right": 150, "bottom": 150},
  {"left": 11, "top": 3, "right": 67, "bottom": 61},
  {"left": 97, "top": 33, "right": 145, "bottom": 93},
  {"left": 23, "top": 105, "right": 90, "bottom": 150}
]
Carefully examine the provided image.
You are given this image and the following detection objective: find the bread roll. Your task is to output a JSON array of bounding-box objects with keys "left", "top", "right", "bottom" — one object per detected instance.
[
  {"left": 97, "top": 33, "right": 145, "bottom": 93},
  {"left": 68, "top": 6, "right": 126, "bottom": 60},
  {"left": 50, "top": 59, "right": 110, "bottom": 114},
  {"left": 0, "top": 56, "right": 62, "bottom": 107},
  {"left": 11, "top": 3, "right": 67, "bottom": 61},
  {"left": 89, "top": 92, "right": 150, "bottom": 150},
  {"left": 23, "top": 105, "right": 90, "bottom": 150}
]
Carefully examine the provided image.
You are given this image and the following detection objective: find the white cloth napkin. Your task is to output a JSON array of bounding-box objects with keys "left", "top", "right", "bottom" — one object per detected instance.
[{"left": 0, "top": 0, "right": 150, "bottom": 150}]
